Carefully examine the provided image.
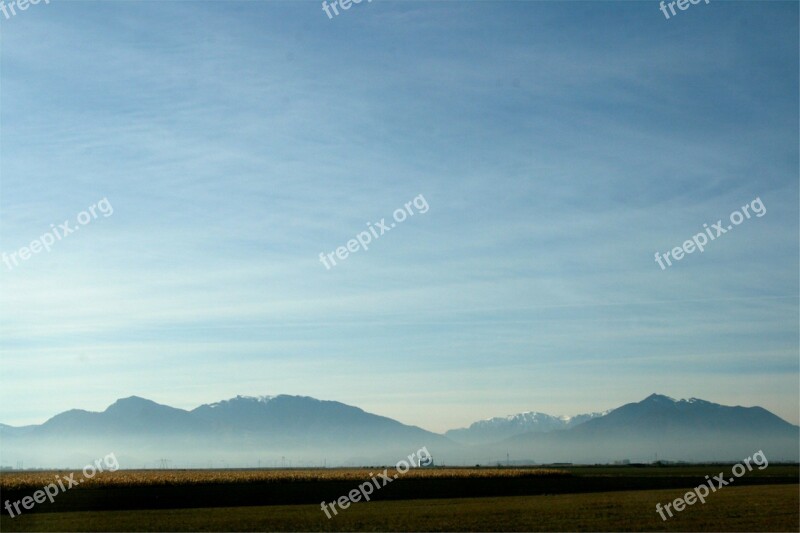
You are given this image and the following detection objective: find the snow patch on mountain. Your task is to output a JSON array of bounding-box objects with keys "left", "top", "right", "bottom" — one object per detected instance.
[{"left": 445, "top": 409, "right": 613, "bottom": 445}]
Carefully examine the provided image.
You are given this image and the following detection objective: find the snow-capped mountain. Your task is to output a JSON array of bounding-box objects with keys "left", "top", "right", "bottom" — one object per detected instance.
[
  {"left": 0, "top": 394, "right": 453, "bottom": 468},
  {"left": 501, "top": 394, "right": 800, "bottom": 463},
  {"left": 445, "top": 409, "right": 611, "bottom": 445},
  {"left": 1, "top": 393, "right": 796, "bottom": 467}
]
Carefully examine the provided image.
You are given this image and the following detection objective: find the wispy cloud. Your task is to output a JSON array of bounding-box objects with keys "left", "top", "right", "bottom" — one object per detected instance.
[{"left": 1, "top": 0, "right": 797, "bottom": 431}]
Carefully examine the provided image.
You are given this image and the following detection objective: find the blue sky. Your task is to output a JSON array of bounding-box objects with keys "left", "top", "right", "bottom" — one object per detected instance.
[{"left": 1, "top": 0, "right": 797, "bottom": 433}]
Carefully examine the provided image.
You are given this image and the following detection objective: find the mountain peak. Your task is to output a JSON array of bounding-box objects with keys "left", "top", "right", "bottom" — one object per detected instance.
[
  {"left": 686, "top": 397, "right": 710, "bottom": 404},
  {"left": 103, "top": 396, "right": 166, "bottom": 415},
  {"left": 108, "top": 396, "right": 156, "bottom": 406},
  {"left": 445, "top": 409, "right": 609, "bottom": 445},
  {"left": 232, "top": 395, "right": 275, "bottom": 403},
  {"left": 643, "top": 393, "right": 677, "bottom": 403},
  {"left": 202, "top": 395, "right": 278, "bottom": 410}
]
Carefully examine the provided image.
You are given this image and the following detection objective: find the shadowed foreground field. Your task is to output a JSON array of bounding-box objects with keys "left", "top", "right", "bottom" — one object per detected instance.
[{"left": 1, "top": 484, "right": 797, "bottom": 532}]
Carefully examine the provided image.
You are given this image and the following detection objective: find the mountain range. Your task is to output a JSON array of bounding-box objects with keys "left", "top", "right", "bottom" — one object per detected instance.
[
  {"left": 445, "top": 410, "right": 611, "bottom": 445},
  {"left": 1, "top": 394, "right": 797, "bottom": 468}
]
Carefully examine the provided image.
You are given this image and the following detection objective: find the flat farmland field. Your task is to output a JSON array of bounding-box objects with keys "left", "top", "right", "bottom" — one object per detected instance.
[
  {"left": 1, "top": 485, "right": 798, "bottom": 532},
  {"left": 0, "top": 466, "right": 797, "bottom": 531}
]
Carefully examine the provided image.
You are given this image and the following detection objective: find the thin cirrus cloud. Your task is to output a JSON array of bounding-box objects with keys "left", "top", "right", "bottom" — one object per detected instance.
[{"left": 0, "top": 0, "right": 797, "bottom": 432}]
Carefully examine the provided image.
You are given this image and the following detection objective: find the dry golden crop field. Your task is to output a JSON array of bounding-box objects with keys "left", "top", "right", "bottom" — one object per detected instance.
[{"left": 0, "top": 467, "right": 570, "bottom": 491}]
